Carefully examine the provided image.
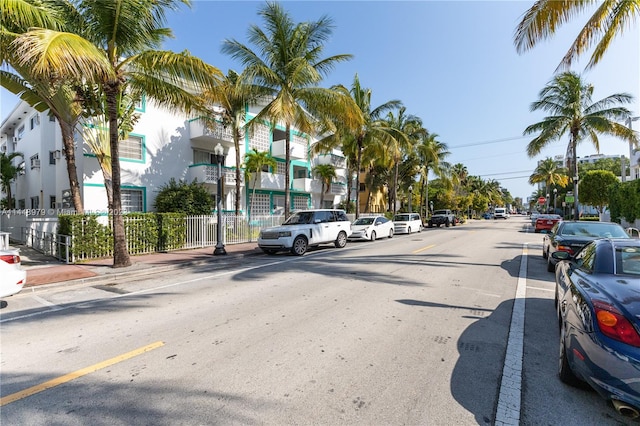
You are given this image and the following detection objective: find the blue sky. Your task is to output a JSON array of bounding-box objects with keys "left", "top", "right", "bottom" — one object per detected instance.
[{"left": 1, "top": 1, "right": 638, "bottom": 201}]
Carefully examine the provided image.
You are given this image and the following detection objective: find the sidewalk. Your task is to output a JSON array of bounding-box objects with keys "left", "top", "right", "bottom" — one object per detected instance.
[{"left": 18, "top": 242, "right": 262, "bottom": 289}]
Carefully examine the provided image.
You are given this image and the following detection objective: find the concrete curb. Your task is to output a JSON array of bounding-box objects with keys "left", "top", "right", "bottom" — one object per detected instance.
[{"left": 22, "top": 250, "right": 260, "bottom": 294}]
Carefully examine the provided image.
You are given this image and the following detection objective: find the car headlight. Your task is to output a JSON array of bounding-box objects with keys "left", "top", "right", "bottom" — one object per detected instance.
[{"left": 278, "top": 231, "right": 291, "bottom": 237}]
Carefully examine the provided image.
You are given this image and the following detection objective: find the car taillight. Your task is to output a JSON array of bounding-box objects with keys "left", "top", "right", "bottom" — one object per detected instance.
[
  {"left": 0, "top": 254, "right": 20, "bottom": 264},
  {"left": 557, "top": 245, "right": 574, "bottom": 255},
  {"left": 593, "top": 300, "right": 640, "bottom": 347}
]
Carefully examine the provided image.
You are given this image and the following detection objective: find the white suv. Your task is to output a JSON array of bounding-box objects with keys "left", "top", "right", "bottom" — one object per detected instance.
[{"left": 258, "top": 209, "right": 352, "bottom": 255}]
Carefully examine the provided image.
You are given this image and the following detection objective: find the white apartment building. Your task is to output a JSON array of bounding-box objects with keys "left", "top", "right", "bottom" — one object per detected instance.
[{"left": 0, "top": 99, "right": 349, "bottom": 215}]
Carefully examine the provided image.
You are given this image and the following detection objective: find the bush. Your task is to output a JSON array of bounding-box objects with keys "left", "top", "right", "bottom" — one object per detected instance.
[{"left": 154, "top": 178, "right": 213, "bottom": 215}]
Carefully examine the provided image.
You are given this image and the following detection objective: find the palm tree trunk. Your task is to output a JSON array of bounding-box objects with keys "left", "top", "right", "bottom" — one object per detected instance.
[
  {"left": 234, "top": 129, "right": 241, "bottom": 216},
  {"left": 106, "top": 84, "right": 131, "bottom": 268},
  {"left": 355, "top": 137, "right": 364, "bottom": 219},
  {"left": 284, "top": 124, "right": 291, "bottom": 219},
  {"left": 571, "top": 137, "right": 579, "bottom": 218},
  {"left": 59, "top": 120, "right": 84, "bottom": 214}
]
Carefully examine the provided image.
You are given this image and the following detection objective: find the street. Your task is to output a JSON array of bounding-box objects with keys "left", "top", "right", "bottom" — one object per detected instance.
[{"left": 0, "top": 217, "right": 634, "bottom": 425}]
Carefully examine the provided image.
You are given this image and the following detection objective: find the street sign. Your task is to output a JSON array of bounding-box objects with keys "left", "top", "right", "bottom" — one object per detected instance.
[
  {"left": 566, "top": 195, "right": 574, "bottom": 203},
  {"left": 538, "top": 196, "right": 546, "bottom": 205}
]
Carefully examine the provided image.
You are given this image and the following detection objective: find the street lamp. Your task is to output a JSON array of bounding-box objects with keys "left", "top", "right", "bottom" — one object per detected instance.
[
  {"left": 429, "top": 200, "right": 433, "bottom": 213},
  {"left": 213, "top": 143, "right": 227, "bottom": 256},
  {"left": 546, "top": 193, "right": 550, "bottom": 213},
  {"left": 408, "top": 185, "right": 413, "bottom": 213},
  {"left": 553, "top": 188, "right": 557, "bottom": 212}
]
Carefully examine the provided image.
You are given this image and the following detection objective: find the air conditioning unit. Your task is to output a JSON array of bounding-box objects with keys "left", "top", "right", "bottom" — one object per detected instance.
[
  {"left": 54, "top": 150, "right": 62, "bottom": 159},
  {"left": 31, "top": 159, "right": 40, "bottom": 169},
  {"left": 12, "top": 137, "right": 19, "bottom": 143}
]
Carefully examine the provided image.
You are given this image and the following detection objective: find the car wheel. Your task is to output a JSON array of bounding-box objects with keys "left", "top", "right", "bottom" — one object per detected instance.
[
  {"left": 388, "top": 229, "right": 394, "bottom": 238},
  {"left": 291, "top": 236, "right": 308, "bottom": 256},
  {"left": 428, "top": 223, "right": 433, "bottom": 228},
  {"left": 547, "top": 256, "right": 555, "bottom": 272},
  {"left": 334, "top": 231, "right": 347, "bottom": 248},
  {"left": 408, "top": 227, "right": 412, "bottom": 234},
  {"left": 370, "top": 231, "right": 377, "bottom": 241},
  {"left": 542, "top": 248, "right": 548, "bottom": 259},
  {"left": 452, "top": 220, "right": 456, "bottom": 227},
  {"left": 559, "top": 321, "right": 581, "bottom": 386},
  {"left": 262, "top": 248, "right": 278, "bottom": 255},
  {"left": 418, "top": 225, "right": 422, "bottom": 232},
  {"left": 445, "top": 218, "right": 450, "bottom": 227}
]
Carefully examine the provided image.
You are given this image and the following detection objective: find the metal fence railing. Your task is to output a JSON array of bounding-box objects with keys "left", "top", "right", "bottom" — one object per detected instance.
[{"left": 12, "top": 214, "right": 288, "bottom": 264}]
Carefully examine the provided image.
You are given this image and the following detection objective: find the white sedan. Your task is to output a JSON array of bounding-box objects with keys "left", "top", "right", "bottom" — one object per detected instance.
[
  {"left": 349, "top": 216, "right": 394, "bottom": 241},
  {"left": 0, "top": 248, "right": 26, "bottom": 298}
]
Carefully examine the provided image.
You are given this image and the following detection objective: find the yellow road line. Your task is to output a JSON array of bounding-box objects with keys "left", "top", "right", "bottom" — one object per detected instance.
[
  {"left": 413, "top": 244, "right": 435, "bottom": 254},
  {"left": 1, "top": 341, "right": 164, "bottom": 406}
]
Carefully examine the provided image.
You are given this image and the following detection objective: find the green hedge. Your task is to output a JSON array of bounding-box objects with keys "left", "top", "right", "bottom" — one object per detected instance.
[
  {"left": 58, "top": 212, "right": 188, "bottom": 260},
  {"left": 609, "top": 180, "right": 640, "bottom": 223}
]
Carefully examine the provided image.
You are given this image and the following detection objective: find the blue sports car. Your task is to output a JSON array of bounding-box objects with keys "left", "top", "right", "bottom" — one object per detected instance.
[{"left": 553, "top": 238, "right": 640, "bottom": 419}]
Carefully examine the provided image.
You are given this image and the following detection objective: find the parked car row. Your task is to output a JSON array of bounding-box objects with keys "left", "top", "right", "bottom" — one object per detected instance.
[
  {"left": 536, "top": 217, "right": 640, "bottom": 418},
  {"left": 257, "top": 209, "right": 432, "bottom": 256}
]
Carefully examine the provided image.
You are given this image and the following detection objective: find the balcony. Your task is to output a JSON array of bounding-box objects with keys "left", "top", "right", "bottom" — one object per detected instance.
[
  {"left": 187, "top": 164, "right": 243, "bottom": 186},
  {"left": 189, "top": 119, "right": 234, "bottom": 146},
  {"left": 244, "top": 172, "right": 286, "bottom": 190},
  {"left": 271, "top": 139, "right": 307, "bottom": 160},
  {"left": 292, "top": 179, "right": 346, "bottom": 195},
  {"left": 316, "top": 153, "right": 346, "bottom": 169},
  {"left": 292, "top": 178, "right": 322, "bottom": 193}
]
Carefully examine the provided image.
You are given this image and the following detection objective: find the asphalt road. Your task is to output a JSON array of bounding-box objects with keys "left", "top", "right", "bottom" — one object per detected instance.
[{"left": 0, "top": 217, "right": 635, "bottom": 425}]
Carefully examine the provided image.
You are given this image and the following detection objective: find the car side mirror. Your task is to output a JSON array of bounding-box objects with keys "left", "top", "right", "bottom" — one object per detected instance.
[{"left": 551, "top": 251, "right": 571, "bottom": 262}]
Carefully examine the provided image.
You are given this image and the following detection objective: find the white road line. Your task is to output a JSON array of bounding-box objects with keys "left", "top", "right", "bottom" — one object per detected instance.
[
  {"left": 494, "top": 243, "right": 528, "bottom": 425},
  {"left": 0, "top": 256, "right": 302, "bottom": 323},
  {"left": 31, "top": 294, "right": 61, "bottom": 310},
  {"left": 527, "top": 286, "right": 554, "bottom": 293}
]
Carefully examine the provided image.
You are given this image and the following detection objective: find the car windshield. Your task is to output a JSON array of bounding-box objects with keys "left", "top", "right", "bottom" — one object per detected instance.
[
  {"left": 561, "top": 222, "right": 629, "bottom": 238},
  {"left": 353, "top": 218, "right": 374, "bottom": 225},
  {"left": 394, "top": 214, "right": 411, "bottom": 221},
  {"left": 283, "top": 212, "right": 315, "bottom": 225},
  {"left": 433, "top": 210, "right": 447, "bottom": 215}
]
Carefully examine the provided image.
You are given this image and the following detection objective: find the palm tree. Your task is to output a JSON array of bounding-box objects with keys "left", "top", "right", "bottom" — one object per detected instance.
[
  {"left": 243, "top": 149, "right": 277, "bottom": 220},
  {"left": 2, "top": 3, "right": 86, "bottom": 213},
  {"left": 312, "top": 164, "right": 337, "bottom": 208},
  {"left": 383, "top": 107, "right": 423, "bottom": 215},
  {"left": 222, "top": 2, "right": 361, "bottom": 219},
  {"left": 514, "top": 0, "right": 640, "bottom": 70},
  {"left": 524, "top": 71, "right": 638, "bottom": 217},
  {"left": 199, "top": 69, "right": 270, "bottom": 215},
  {"left": 312, "top": 74, "right": 401, "bottom": 218},
  {"left": 528, "top": 157, "right": 569, "bottom": 195},
  {"left": 0, "top": 152, "right": 24, "bottom": 208},
  {"left": 416, "top": 132, "right": 450, "bottom": 218},
  {"left": 12, "top": 0, "right": 224, "bottom": 267}
]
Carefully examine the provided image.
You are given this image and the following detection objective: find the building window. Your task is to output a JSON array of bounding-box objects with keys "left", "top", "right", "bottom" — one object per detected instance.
[
  {"left": 30, "top": 154, "right": 40, "bottom": 169},
  {"left": 49, "top": 151, "right": 57, "bottom": 165},
  {"left": 17, "top": 125, "right": 25, "bottom": 140},
  {"left": 121, "top": 189, "right": 144, "bottom": 212},
  {"left": 120, "top": 135, "right": 143, "bottom": 160},
  {"left": 49, "top": 113, "right": 56, "bottom": 122},
  {"left": 50, "top": 196, "right": 56, "bottom": 209},
  {"left": 18, "top": 199, "right": 25, "bottom": 209},
  {"left": 30, "top": 196, "right": 39, "bottom": 209},
  {"left": 30, "top": 114, "right": 40, "bottom": 130}
]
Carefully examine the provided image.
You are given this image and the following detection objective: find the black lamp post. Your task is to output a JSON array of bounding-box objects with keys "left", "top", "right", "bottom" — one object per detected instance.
[
  {"left": 408, "top": 185, "right": 412, "bottom": 213},
  {"left": 213, "top": 143, "right": 227, "bottom": 255},
  {"left": 553, "top": 188, "right": 557, "bottom": 212}
]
